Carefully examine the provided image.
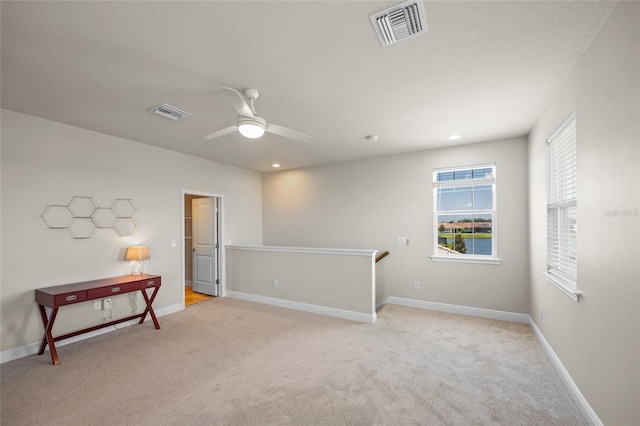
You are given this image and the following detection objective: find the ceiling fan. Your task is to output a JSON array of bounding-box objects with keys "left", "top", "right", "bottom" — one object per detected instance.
[{"left": 203, "top": 87, "right": 313, "bottom": 143}]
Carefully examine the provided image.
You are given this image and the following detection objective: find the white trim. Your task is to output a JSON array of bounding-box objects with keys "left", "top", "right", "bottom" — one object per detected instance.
[
  {"left": 377, "top": 296, "right": 529, "bottom": 323},
  {"left": 225, "top": 245, "right": 378, "bottom": 258},
  {"left": 528, "top": 319, "right": 602, "bottom": 426},
  {"left": 0, "top": 302, "right": 183, "bottom": 364},
  {"left": 430, "top": 255, "right": 502, "bottom": 265},
  {"left": 544, "top": 272, "right": 580, "bottom": 302},
  {"left": 226, "top": 290, "right": 377, "bottom": 324}
]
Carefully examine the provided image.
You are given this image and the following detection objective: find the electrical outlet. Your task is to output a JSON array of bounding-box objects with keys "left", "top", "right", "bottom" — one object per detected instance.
[
  {"left": 103, "top": 298, "right": 112, "bottom": 310},
  {"left": 540, "top": 305, "right": 544, "bottom": 318},
  {"left": 273, "top": 280, "right": 279, "bottom": 287},
  {"left": 414, "top": 281, "right": 420, "bottom": 289},
  {"left": 93, "top": 301, "right": 101, "bottom": 311}
]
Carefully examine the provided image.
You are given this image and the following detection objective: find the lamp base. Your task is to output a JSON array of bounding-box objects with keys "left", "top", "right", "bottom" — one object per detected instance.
[{"left": 132, "top": 261, "right": 144, "bottom": 275}]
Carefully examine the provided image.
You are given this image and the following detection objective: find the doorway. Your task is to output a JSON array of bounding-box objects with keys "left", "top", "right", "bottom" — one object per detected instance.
[{"left": 183, "top": 191, "right": 223, "bottom": 307}]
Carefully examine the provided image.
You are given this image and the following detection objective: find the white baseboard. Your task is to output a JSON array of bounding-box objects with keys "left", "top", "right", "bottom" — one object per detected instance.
[
  {"left": 528, "top": 319, "right": 602, "bottom": 426},
  {"left": 0, "top": 303, "right": 183, "bottom": 364},
  {"left": 377, "top": 296, "right": 530, "bottom": 323},
  {"left": 226, "top": 291, "right": 377, "bottom": 324}
]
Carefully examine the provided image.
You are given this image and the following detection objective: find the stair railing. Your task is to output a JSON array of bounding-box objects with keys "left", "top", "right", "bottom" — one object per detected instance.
[{"left": 375, "top": 251, "right": 389, "bottom": 263}]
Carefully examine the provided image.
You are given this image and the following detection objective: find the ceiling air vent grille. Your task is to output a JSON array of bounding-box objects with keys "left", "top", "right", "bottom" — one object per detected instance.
[
  {"left": 370, "top": 1, "right": 427, "bottom": 47},
  {"left": 148, "top": 104, "right": 191, "bottom": 120}
]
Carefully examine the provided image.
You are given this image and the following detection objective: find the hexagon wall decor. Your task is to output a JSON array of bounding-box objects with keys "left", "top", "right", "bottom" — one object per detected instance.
[
  {"left": 67, "top": 218, "right": 98, "bottom": 239},
  {"left": 112, "top": 199, "right": 138, "bottom": 218},
  {"left": 113, "top": 217, "right": 139, "bottom": 236},
  {"left": 41, "top": 196, "right": 140, "bottom": 238},
  {"left": 41, "top": 205, "right": 73, "bottom": 229},
  {"left": 67, "top": 196, "right": 98, "bottom": 218},
  {"left": 92, "top": 208, "right": 118, "bottom": 228}
]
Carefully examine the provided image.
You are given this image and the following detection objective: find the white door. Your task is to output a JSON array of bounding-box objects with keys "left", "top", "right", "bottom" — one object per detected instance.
[{"left": 192, "top": 197, "right": 218, "bottom": 296}]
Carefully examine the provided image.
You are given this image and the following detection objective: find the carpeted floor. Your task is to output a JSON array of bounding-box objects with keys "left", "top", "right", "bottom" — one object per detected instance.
[{"left": 0, "top": 298, "right": 586, "bottom": 425}]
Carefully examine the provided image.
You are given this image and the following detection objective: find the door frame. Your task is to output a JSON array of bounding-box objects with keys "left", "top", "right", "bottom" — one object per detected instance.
[{"left": 181, "top": 189, "right": 225, "bottom": 308}]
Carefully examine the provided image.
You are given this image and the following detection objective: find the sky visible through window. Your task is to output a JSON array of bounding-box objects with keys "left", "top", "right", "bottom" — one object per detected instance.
[{"left": 435, "top": 166, "right": 495, "bottom": 256}]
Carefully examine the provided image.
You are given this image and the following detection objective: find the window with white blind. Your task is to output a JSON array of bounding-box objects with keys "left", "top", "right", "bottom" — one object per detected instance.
[
  {"left": 546, "top": 112, "right": 579, "bottom": 300},
  {"left": 432, "top": 164, "right": 500, "bottom": 264}
]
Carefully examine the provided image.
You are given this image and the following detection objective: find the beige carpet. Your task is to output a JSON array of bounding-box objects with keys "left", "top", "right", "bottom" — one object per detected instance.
[{"left": 1, "top": 298, "right": 586, "bottom": 425}]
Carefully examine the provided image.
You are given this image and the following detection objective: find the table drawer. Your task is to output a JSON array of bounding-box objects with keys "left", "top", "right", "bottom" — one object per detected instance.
[
  {"left": 54, "top": 291, "right": 87, "bottom": 306},
  {"left": 87, "top": 281, "right": 140, "bottom": 299},
  {"left": 141, "top": 277, "right": 161, "bottom": 288}
]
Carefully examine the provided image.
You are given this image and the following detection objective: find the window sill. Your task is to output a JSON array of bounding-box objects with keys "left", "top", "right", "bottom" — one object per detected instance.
[
  {"left": 544, "top": 273, "right": 580, "bottom": 302},
  {"left": 430, "top": 255, "right": 502, "bottom": 265}
]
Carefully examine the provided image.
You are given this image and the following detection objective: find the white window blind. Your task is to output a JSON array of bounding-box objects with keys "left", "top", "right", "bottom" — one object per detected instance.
[{"left": 546, "top": 112, "right": 577, "bottom": 292}]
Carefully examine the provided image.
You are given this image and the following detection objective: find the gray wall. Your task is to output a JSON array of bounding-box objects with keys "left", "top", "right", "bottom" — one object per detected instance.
[
  {"left": 263, "top": 137, "right": 530, "bottom": 314},
  {"left": 528, "top": 2, "right": 640, "bottom": 424},
  {"left": 227, "top": 247, "right": 376, "bottom": 319},
  {"left": 0, "top": 109, "right": 263, "bottom": 351}
]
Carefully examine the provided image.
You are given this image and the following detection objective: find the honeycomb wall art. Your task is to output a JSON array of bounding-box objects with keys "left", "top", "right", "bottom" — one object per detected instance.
[{"left": 40, "top": 196, "right": 139, "bottom": 239}]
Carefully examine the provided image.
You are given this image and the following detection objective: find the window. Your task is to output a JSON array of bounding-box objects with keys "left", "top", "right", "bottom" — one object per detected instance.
[
  {"left": 432, "top": 164, "right": 498, "bottom": 263},
  {"left": 546, "top": 112, "right": 579, "bottom": 300}
]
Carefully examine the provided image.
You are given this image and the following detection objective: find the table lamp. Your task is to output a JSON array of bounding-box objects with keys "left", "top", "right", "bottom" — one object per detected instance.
[{"left": 125, "top": 246, "right": 150, "bottom": 275}]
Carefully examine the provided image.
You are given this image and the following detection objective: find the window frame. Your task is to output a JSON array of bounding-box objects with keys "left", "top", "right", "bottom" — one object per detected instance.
[
  {"left": 546, "top": 112, "right": 580, "bottom": 301},
  {"left": 431, "top": 163, "right": 501, "bottom": 264}
]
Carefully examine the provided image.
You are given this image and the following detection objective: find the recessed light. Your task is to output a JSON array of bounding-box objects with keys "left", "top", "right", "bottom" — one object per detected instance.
[
  {"left": 448, "top": 134, "right": 461, "bottom": 141},
  {"left": 272, "top": 163, "right": 281, "bottom": 168}
]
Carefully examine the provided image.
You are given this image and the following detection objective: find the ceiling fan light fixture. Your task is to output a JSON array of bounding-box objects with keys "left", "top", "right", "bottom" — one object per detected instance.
[
  {"left": 238, "top": 116, "right": 266, "bottom": 139},
  {"left": 205, "top": 89, "right": 312, "bottom": 143}
]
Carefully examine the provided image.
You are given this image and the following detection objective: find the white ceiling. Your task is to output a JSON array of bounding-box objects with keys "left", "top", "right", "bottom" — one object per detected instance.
[{"left": 1, "top": 1, "right": 614, "bottom": 172}]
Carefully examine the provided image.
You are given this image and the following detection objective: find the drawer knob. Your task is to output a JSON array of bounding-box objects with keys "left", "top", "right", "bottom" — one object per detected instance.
[
  {"left": 112, "top": 287, "right": 120, "bottom": 293},
  {"left": 65, "top": 295, "right": 77, "bottom": 301},
  {"left": 147, "top": 281, "right": 155, "bottom": 286}
]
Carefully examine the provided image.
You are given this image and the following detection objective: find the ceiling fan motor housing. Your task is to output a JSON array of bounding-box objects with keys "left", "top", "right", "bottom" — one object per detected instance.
[{"left": 243, "top": 88, "right": 260, "bottom": 101}]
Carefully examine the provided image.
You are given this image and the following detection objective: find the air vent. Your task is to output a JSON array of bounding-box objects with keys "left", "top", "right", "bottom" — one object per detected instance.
[
  {"left": 148, "top": 104, "right": 191, "bottom": 120},
  {"left": 370, "top": 1, "right": 427, "bottom": 47}
]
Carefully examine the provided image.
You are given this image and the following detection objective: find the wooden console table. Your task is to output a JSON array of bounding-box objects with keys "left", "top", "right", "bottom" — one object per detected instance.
[{"left": 35, "top": 274, "right": 161, "bottom": 365}]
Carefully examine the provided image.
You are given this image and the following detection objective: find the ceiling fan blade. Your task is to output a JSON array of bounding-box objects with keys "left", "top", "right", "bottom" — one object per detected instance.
[
  {"left": 266, "top": 123, "right": 313, "bottom": 143},
  {"left": 223, "top": 87, "right": 254, "bottom": 118},
  {"left": 203, "top": 126, "right": 237, "bottom": 140}
]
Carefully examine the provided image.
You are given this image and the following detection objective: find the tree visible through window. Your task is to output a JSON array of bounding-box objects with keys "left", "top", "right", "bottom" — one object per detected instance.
[{"left": 433, "top": 165, "right": 496, "bottom": 259}]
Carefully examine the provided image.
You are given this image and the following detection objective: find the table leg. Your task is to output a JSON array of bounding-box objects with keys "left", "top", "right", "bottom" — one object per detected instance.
[
  {"left": 37, "top": 305, "right": 60, "bottom": 365},
  {"left": 139, "top": 287, "right": 161, "bottom": 329}
]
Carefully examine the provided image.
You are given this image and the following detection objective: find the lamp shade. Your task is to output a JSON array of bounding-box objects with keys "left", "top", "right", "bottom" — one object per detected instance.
[{"left": 125, "top": 246, "right": 150, "bottom": 261}]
